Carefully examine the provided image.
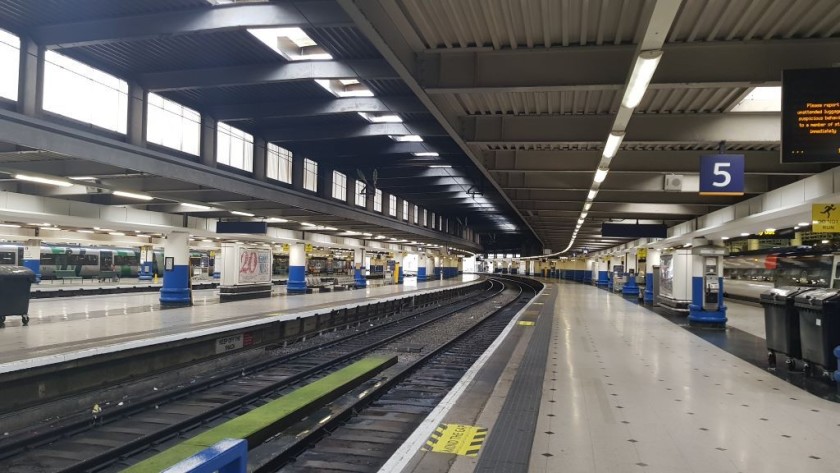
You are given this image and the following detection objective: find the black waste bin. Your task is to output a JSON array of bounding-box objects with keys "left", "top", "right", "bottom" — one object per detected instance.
[
  {"left": 0, "top": 266, "right": 35, "bottom": 326},
  {"left": 760, "top": 286, "right": 815, "bottom": 370},
  {"left": 793, "top": 288, "right": 840, "bottom": 377}
]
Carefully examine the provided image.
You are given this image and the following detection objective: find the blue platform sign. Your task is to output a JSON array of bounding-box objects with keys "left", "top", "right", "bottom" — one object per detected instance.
[{"left": 699, "top": 154, "right": 745, "bottom": 196}]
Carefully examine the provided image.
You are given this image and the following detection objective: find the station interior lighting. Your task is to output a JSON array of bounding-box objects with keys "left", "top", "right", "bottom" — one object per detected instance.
[
  {"left": 181, "top": 202, "right": 212, "bottom": 211},
  {"left": 798, "top": 222, "right": 810, "bottom": 226},
  {"left": 587, "top": 190, "right": 598, "bottom": 200},
  {"left": 602, "top": 133, "right": 624, "bottom": 159},
  {"left": 621, "top": 50, "right": 663, "bottom": 108},
  {"left": 14, "top": 173, "right": 73, "bottom": 187},
  {"left": 69, "top": 176, "right": 97, "bottom": 181},
  {"left": 76, "top": 229, "right": 93, "bottom": 233},
  {"left": 740, "top": 232, "right": 750, "bottom": 236},
  {"left": 0, "top": 223, "right": 20, "bottom": 228},
  {"left": 358, "top": 112, "right": 402, "bottom": 123},
  {"left": 113, "top": 190, "right": 153, "bottom": 201},
  {"left": 429, "top": 165, "right": 452, "bottom": 168},
  {"left": 265, "top": 217, "right": 289, "bottom": 223},
  {"left": 230, "top": 211, "right": 255, "bottom": 217},
  {"left": 413, "top": 152, "right": 439, "bottom": 157},
  {"left": 593, "top": 168, "right": 609, "bottom": 183},
  {"left": 300, "top": 222, "right": 315, "bottom": 227},
  {"left": 389, "top": 135, "right": 423, "bottom": 142}
]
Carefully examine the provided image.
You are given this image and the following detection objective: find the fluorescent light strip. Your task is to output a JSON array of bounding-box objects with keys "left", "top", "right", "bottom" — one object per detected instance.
[
  {"left": 15, "top": 174, "right": 73, "bottom": 187},
  {"left": 114, "top": 190, "right": 153, "bottom": 201},
  {"left": 230, "top": 211, "right": 255, "bottom": 217},
  {"left": 587, "top": 190, "right": 598, "bottom": 200},
  {"left": 181, "top": 202, "right": 211, "bottom": 211},
  {"left": 413, "top": 152, "right": 439, "bottom": 157},
  {"left": 389, "top": 135, "right": 423, "bottom": 142},
  {"left": 602, "top": 133, "right": 624, "bottom": 159},
  {"left": 622, "top": 50, "right": 663, "bottom": 108},
  {"left": 593, "top": 168, "right": 609, "bottom": 183}
]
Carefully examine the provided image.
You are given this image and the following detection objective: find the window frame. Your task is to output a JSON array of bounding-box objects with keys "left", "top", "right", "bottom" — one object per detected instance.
[
  {"left": 331, "top": 170, "right": 347, "bottom": 200},
  {"left": 303, "top": 158, "right": 319, "bottom": 192}
]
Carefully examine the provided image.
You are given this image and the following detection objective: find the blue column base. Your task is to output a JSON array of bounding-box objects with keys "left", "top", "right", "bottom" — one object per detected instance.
[
  {"left": 160, "top": 265, "right": 191, "bottom": 305},
  {"left": 139, "top": 262, "right": 153, "bottom": 281},
  {"left": 22, "top": 259, "right": 40, "bottom": 284},
  {"left": 644, "top": 273, "right": 654, "bottom": 303},
  {"left": 398, "top": 268, "right": 404, "bottom": 284},
  {"left": 287, "top": 265, "right": 307, "bottom": 294},
  {"left": 596, "top": 271, "right": 609, "bottom": 287},
  {"left": 417, "top": 267, "right": 427, "bottom": 282},
  {"left": 212, "top": 272, "right": 220, "bottom": 280},
  {"left": 622, "top": 278, "right": 639, "bottom": 297},
  {"left": 688, "top": 306, "right": 727, "bottom": 326}
]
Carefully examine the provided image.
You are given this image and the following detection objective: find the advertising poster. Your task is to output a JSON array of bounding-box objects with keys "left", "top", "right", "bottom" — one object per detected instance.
[
  {"left": 659, "top": 254, "right": 674, "bottom": 298},
  {"left": 238, "top": 247, "right": 272, "bottom": 284}
]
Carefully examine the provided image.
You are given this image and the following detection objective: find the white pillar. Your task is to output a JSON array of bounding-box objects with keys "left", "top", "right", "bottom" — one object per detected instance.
[
  {"left": 160, "top": 231, "right": 191, "bottom": 305},
  {"left": 287, "top": 243, "right": 307, "bottom": 294}
]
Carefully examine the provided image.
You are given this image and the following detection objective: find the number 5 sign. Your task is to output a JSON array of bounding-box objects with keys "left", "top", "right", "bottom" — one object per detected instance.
[{"left": 699, "top": 154, "right": 745, "bottom": 196}]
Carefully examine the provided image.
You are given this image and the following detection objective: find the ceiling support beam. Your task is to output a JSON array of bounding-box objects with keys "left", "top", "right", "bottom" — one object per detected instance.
[
  {"left": 33, "top": 2, "right": 351, "bottom": 49},
  {"left": 140, "top": 59, "right": 397, "bottom": 91},
  {"left": 213, "top": 96, "right": 425, "bottom": 121},
  {"left": 462, "top": 113, "right": 780, "bottom": 145},
  {"left": 263, "top": 120, "right": 446, "bottom": 142},
  {"left": 420, "top": 38, "right": 840, "bottom": 93}
]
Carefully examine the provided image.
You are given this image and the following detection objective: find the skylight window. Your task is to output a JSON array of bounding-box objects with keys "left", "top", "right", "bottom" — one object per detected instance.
[
  {"left": 247, "top": 27, "right": 332, "bottom": 61},
  {"left": 389, "top": 135, "right": 423, "bottom": 142},
  {"left": 358, "top": 112, "right": 402, "bottom": 123},
  {"left": 730, "top": 86, "right": 781, "bottom": 112},
  {"left": 315, "top": 79, "right": 374, "bottom": 97}
]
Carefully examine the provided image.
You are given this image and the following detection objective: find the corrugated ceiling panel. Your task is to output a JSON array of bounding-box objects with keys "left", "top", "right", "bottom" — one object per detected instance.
[
  {"left": 398, "top": 0, "right": 649, "bottom": 49},
  {"left": 453, "top": 89, "right": 620, "bottom": 115},
  {"left": 669, "top": 0, "right": 840, "bottom": 42},
  {"left": 0, "top": 0, "right": 206, "bottom": 30},
  {"left": 305, "top": 26, "right": 380, "bottom": 59}
]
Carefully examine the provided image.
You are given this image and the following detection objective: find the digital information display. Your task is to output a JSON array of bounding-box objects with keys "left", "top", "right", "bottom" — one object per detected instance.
[{"left": 782, "top": 67, "right": 840, "bottom": 163}]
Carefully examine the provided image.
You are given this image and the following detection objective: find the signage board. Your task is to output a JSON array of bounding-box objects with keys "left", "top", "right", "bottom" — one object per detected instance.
[
  {"left": 237, "top": 247, "right": 271, "bottom": 284},
  {"left": 216, "top": 221, "right": 268, "bottom": 234},
  {"left": 281, "top": 243, "right": 289, "bottom": 252},
  {"left": 699, "top": 154, "right": 745, "bottom": 196},
  {"left": 812, "top": 203, "right": 840, "bottom": 232},
  {"left": 782, "top": 68, "right": 840, "bottom": 163},
  {"left": 305, "top": 243, "right": 313, "bottom": 253},
  {"left": 602, "top": 223, "right": 667, "bottom": 238}
]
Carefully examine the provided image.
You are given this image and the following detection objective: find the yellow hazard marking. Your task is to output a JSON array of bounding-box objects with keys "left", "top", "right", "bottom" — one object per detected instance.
[
  {"left": 518, "top": 321, "right": 536, "bottom": 326},
  {"left": 421, "top": 423, "right": 488, "bottom": 457}
]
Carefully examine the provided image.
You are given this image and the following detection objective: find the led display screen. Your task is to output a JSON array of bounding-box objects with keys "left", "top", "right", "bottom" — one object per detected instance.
[{"left": 782, "top": 68, "right": 840, "bottom": 163}]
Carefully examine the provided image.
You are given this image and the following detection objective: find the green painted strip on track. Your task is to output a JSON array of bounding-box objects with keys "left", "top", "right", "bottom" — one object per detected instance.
[{"left": 122, "top": 355, "right": 397, "bottom": 473}]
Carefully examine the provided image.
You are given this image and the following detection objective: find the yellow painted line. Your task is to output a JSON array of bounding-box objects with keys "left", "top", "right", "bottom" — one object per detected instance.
[
  {"left": 421, "top": 423, "right": 488, "bottom": 457},
  {"left": 517, "top": 321, "right": 536, "bottom": 326}
]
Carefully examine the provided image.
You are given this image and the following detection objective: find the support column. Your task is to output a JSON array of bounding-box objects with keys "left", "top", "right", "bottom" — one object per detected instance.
[
  {"left": 212, "top": 248, "right": 222, "bottom": 279},
  {"left": 417, "top": 253, "right": 427, "bottom": 281},
  {"left": 17, "top": 36, "right": 44, "bottom": 117},
  {"left": 688, "top": 238, "right": 727, "bottom": 327},
  {"left": 160, "top": 231, "right": 191, "bottom": 306},
  {"left": 354, "top": 248, "right": 366, "bottom": 288},
  {"left": 200, "top": 114, "right": 217, "bottom": 168},
  {"left": 287, "top": 243, "right": 307, "bottom": 294},
  {"left": 622, "top": 249, "right": 640, "bottom": 297},
  {"left": 457, "top": 257, "right": 463, "bottom": 275},
  {"left": 127, "top": 81, "right": 147, "bottom": 147},
  {"left": 395, "top": 252, "right": 404, "bottom": 284},
  {"left": 253, "top": 137, "right": 267, "bottom": 181},
  {"left": 644, "top": 248, "right": 661, "bottom": 304},
  {"left": 597, "top": 260, "right": 609, "bottom": 287},
  {"left": 22, "top": 239, "right": 40, "bottom": 283},
  {"left": 426, "top": 252, "right": 435, "bottom": 281},
  {"left": 139, "top": 245, "right": 154, "bottom": 281}
]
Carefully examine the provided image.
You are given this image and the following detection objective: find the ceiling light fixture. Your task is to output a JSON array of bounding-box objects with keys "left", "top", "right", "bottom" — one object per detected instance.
[
  {"left": 181, "top": 202, "right": 212, "bottom": 211},
  {"left": 0, "top": 223, "right": 20, "bottom": 228},
  {"left": 602, "top": 132, "right": 625, "bottom": 159},
  {"left": 429, "top": 165, "right": 452, "bottom": 168},
  {"left": 797, "top": 222, "right": 810, "bottom": 227},
  {"left": 389, "top": 135, "right": 423, "bottom": 142},
  {"left": 14, "top": 174, "right": 72, "bottom": 187},
  {"left": 587, "top": 190, "right": 598, "bottom": 200},
  {"left": 413, "top": 152, "right": 439, "bottom": 157},
  {"left": 114, "top": 190, "right": 153, "bottom": 201},
  {"left": 622, "top": 50, "right": 663, "bottom": 108},
  {"left": 593, "top": 168, "right": 609, "bottom": 183},
  {"left": 358, "top": 112, "right": 402, "bottom": 123},
  {"left": 230, "top": 211, "right": 255, "bottom": 217}
]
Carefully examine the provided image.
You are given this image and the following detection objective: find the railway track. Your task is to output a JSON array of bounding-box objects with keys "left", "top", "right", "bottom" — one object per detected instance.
[
  {"left": 0, "top": 279, "right": 503, "bottom": 473},
  {"left": 249, "top": 277, "right": 540, "bottom": 473}
]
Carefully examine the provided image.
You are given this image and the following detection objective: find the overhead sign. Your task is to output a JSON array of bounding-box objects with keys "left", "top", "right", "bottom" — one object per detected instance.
[
  {"left": 305, "top": 243, "right": 313, "bottom": 253},
  {"left": 812, "top": 203, "right": 840, "bottom": 232},
  {"left": 782, "top": 68, "right": 840, "bottom": 163},
  {"left": 699, "top": 154, "right": 745, "bottom": 196},
  {"left": 216, "top": 221, "right": 268, "bottom": 234}
]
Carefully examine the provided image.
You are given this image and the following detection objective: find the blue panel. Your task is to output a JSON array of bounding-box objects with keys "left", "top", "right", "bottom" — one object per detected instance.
[
  {"left": 160, "top": 265, "right": 191, "bottom": 305},
  {"left": 167, "top": 439, "right": 247, "bottom": 473},
  {"left": 354, "top": 267, "right": 367, "bottom": 288},
  {"left": 644, "top": 272, "right": 654, "bottom": 303},
  {"left": 622, "top": 275, "right": 639, "bottom": 297},
  {"left": 287, "top": 265, "right": 307, "bottom": 294},
  {"left": 417, "top": 267, "right": 427, "bottom": 282},
  {"left": 397, "top": 267, "right": 404, "bottom": 284},
  {"left": 700, "top": 154, "right": 745, "bottom": 195},
  {"left": 596, "top": 271, "right": 609, "bottom": 287},
  {"left": 139, "top": 262, "right": 153, "bottom": 281},
  {"left": 574, "top": 270, "right": 584, "bottom": 282},
  {"left": 688, "top": 276, "right": 727, "bottom": 325},
  {"left": 583, "top": 270, "right": 592, "bottom": 283},
  {"left": 22, "top": 259, "right": 40, "bottom": 284},
  {"left": 216, "top": 221, "right": 269, "bottom": 234}
]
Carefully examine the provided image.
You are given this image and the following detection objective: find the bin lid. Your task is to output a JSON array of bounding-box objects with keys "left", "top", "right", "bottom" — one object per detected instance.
[
  {"left": 760, "top": 286, "right": 817, "bottom": 302},
  {"left": 793, "top": 288, "right": 840, "bottom": 306},
  {"left": 0, "top": 265, "right": 35, "bottom": 281}
]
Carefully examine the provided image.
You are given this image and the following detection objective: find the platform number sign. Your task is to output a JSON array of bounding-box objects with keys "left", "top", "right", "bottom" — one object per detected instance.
[{"left": 699, "top": 154, "right": 745, "bottom": 196}]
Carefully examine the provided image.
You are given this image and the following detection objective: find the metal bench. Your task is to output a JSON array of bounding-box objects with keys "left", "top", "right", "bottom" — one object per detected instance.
[
  {"left": 54, "top": 269, "right": 82, "bottom": 284},
  {"left": 98, "top": 270, "right": 120, "bottom": 283}
]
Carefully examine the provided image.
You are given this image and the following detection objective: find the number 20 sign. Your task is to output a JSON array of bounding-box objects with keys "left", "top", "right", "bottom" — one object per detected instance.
[{"left": 699, "top": 154, "right": 745, "bottom": 196}]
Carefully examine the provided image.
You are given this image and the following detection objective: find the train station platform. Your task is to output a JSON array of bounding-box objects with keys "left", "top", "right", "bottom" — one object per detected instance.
[
  {"left": 0, "top": 274, "right": 480, "bottom": 372},
  {"left": 389, "top": 278, "right": 840, "bottom": 473}
]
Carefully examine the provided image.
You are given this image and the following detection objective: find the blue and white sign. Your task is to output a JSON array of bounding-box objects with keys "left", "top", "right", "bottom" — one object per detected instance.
[{"left": 699, "top": 154, "right": 745, "bottom": 196}]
